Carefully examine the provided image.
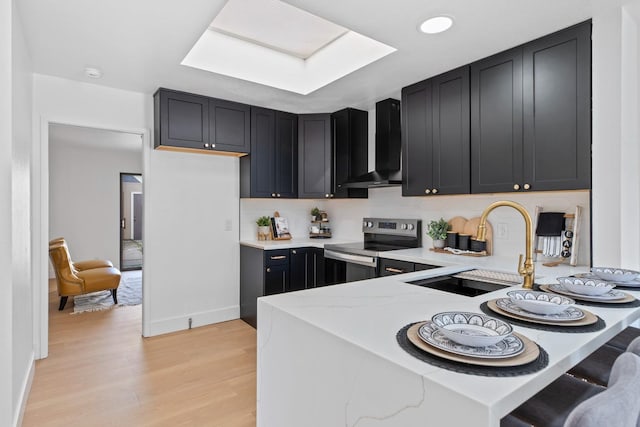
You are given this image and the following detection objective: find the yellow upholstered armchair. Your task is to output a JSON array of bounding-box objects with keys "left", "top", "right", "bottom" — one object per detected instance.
[
  {"left": 49, "top": 240, "right": 121, "bottom": 311},
  {"left": 49, "top": 237, "right": 114, "bottom": 271}
]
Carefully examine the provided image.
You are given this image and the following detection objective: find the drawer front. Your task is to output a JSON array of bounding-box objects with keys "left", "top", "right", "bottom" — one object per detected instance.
[
  {"left": 265, "top": 249, "right": 290, "bottom": 266},
  {"left": 379, "top": 259, "right": 415, "bottom": 276}
]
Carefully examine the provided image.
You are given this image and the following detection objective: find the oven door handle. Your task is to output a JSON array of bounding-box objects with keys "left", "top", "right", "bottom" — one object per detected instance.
[{"left": 324, "top": 250, "right": 377, "bottom": 268}]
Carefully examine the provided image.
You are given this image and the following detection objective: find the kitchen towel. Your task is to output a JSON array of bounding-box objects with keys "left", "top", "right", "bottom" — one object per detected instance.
[{"left": 536, "top": 212, "right": 565, "bottom": 236}]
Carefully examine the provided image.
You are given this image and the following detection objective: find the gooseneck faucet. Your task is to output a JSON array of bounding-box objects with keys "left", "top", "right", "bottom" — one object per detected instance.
[{"left": 476, "top": 201, "right": 535, "bottom": 289}]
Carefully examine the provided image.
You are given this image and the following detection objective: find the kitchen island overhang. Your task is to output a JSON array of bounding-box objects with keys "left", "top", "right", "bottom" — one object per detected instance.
[{"left": 256, "top": 263, "right": 640, "bottom": 427}]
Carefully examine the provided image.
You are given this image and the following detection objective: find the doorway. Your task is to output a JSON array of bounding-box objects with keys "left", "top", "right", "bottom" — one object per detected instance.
[{"left": 120, "top": 173, "right": 143, "bottom": 270}]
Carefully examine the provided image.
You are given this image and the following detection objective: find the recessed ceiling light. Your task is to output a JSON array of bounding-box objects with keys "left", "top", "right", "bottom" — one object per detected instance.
[
  {"left": 84, "top": 67, "right": 102, "bottom": 79},
  {"left": 419, "top": 16, "right": 454, "bottom": 34}
]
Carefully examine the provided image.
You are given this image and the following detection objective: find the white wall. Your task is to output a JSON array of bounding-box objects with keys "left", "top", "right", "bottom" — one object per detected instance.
[
  {"left": 11, "top": 1, "right": 34, "bottom": 426},
  {"left": 33, "top": 74, "right": 241, "bottom": 347},
  {"left": 145, "top": 147, "right": 240, "bottom": 335},
  {"left": 591, "top": 0, "right": 640, "bottom": 269},
  {"left": 620, "top": 2, "right": 640, "bottom": 269},
  {"left": 32, "top": 74, "right": 149, "bottom": 357},
  {"left": 241, "top": 189, "right": 591, "bottom": 265},
  {"left": 0, "top": 1, "right": 13, "bottom": 425},
  {"left": 49, "top": 140, "right": 142, "bottom": 270}
]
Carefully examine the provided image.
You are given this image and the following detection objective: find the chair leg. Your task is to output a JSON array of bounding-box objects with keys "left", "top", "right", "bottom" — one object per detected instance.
[
  {"left": 59, "top": 296, "right": 68, "bottom": 311},
  {"left": 111, "top": 289, "right": 118, "bottom": 305}
]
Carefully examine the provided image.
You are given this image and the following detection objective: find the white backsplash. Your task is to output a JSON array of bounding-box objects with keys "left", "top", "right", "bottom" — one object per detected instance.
[{"left": 241, "top": 188, "right": 591, "bottom": 266}]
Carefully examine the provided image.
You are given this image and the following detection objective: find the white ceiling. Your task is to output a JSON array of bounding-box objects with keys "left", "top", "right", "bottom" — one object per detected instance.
[
  {"left": 49, "top": 124, "right": 142, "bottom": 152},
  {"left": 18, "top": 0, "right": 594, "bottom": 113}
]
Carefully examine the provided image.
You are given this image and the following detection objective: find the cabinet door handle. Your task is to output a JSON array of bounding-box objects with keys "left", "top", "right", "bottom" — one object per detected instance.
[
  {"left": 432, "top": 188, "right": 438, "bottom": 194},
  {"left": 277, "top": 193, "right": 281, "bottom": 198},
  {"left": 330, "top": 194, "right": 334, "bottom": 198},
  {"left": 266, "top": 267, "right": 271, "bottom": 273},
  {"left": 325, "top": 194, "right": 330, "bottom": 198},
  {"left": 523, "top": 183, "right": 531, "bottom": 190},
  {"left": 385, "top": 267, "right": 405, "bottom": 274},
  {"left": 204, "top": 143, "right": 210, "bottom": 148},
  {"left": 513, "top": 184, "right": 520, "bottom": 190},
  {"left": 271, "top": 193, "right": 276, "bottom": 197},
  {"left": 292, "top": 250, "right": 297, "bottom": 254},
  {"left": 270, "top": 255, "right": 287, "bottom": 260},
  {"left": 425, "top": 189, "right": 431, "bottom": 194}
]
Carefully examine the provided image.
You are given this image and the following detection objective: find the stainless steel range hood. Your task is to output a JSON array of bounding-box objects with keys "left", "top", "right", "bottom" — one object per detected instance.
[{"left": 339, "top": 98, "right": 401, "bottom": 189}]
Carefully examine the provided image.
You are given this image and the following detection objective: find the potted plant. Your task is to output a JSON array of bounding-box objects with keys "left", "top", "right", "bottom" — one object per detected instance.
[
  {"left": 256, "top": 216, "right": 271, "bottom": 241},
  {"left": 310, "top": 207, "right": 321, "bottom": 222},
  {"left": 427, "top": 218, "right": 449, "bottom": 249}
]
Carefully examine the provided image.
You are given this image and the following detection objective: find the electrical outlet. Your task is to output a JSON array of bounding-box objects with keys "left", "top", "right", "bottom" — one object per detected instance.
[{"left": 497, "top": 223, "right": 508, "bottom": 239}]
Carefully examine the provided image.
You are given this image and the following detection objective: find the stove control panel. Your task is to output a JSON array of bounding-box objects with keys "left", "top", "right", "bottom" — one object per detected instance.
[{"left": 362, "top": 218, "right": 421, "bottom": 237}]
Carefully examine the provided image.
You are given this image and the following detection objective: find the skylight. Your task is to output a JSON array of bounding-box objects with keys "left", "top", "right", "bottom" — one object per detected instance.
[{"left": 181, "top": 0, "right": 396, "bottom": 95}]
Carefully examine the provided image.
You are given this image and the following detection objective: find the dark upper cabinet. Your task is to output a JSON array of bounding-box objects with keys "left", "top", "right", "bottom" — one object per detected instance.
[
  {"left": 275, "top": 111, "right": 299, "bottom": 198},
  {"left": 332, "top": 109, "right": 369, "bottom": 199},
  {"left": 208, "top": 98, "right": 250, "bottom": 153},
  {"left": 298, "top": 114, "right": 332, "bottom": 199},
  {"left": 522, "top": 22, "right": 591, "bottom": 191},
  {"left": 154, "top": 88, "right": 250, "bottom": 155},
  {"left": 471, "top": 21, "right": 591, "bottom": 193},
  {"left": 402, "top": 66, "right": 470, "bottom": 196},
  {"left": 471, "top": 48, "right": 524, "bottom": 193},
  {"left": 241, "top": 108, "right": 298, "bottom": 198},
  {"left": 402, "top": 80, "right": 432, "bottom": 196},
  {"left": 155, "top": 89, "right": 209, "bottom": 150}
]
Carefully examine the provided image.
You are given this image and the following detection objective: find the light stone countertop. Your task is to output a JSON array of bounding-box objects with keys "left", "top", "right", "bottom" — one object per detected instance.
[{"left": 257, "top": 257, "right": 640, "bottom": 426}]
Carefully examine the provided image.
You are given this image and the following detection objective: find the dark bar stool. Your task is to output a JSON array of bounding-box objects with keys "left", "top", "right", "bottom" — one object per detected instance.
[
  {"left": 606, "top": 326, "right": 640, "bottom": 351},
  {"left": 568, "top": 330, "right": 640, "bottom": 386},
  {"left": 501, "top": 352, "right": 640, "bottom": 427}
]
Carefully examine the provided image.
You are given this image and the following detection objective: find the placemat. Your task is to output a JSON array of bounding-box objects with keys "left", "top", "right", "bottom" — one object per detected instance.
[
  {"left": 397, "top": 323, "right": 549, "bottom": 377},
  {"left": 480, "top": 302, "right": 606, "bottom": 333},
  {"left": 534, "top": 284, "right": 640, "bottom": 308}
]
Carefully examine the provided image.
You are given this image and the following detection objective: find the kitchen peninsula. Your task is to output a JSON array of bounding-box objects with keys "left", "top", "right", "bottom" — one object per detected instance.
[{"left": 256, "top": 259, "right": 640, "bottom": 427}]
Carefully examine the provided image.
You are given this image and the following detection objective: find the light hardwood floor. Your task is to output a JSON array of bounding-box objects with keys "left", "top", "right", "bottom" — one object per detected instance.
[{"left": 23, "top": 280, "right": 257, "bottom": 426}]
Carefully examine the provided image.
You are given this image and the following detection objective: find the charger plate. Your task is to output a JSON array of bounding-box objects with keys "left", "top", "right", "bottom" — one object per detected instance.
[
  {"left": 487, "top": 299, "right": 597, "bottom": 327},
  {"left": 406, "top": 322, "right": 539, "bottom": 367},
  {"left": 539, "top": 284, "right": 635, "bottom": 304}
]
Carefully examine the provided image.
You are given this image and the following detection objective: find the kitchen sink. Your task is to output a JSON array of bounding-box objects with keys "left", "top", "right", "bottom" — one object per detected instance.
[{"left": 406, "top": 275, "right": 510, "bottom": 297}]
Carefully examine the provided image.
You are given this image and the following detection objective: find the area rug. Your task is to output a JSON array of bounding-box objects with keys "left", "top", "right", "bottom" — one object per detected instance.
[{"left": 72, "top": 270, "right": 142, "bottom": 314}]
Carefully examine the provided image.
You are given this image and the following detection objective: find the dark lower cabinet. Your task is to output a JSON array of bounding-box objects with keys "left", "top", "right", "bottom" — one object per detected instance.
[
  {"left": 289, "top": 247, "right": 325, "bottom": 290},
  {"left": 240, "top": 246, "right": 324, "bottom": 328},
  {"left": 240, "top": 108, "right": 298, "bottom": 198},
  {"left": 379, "top": 258, "right": 440, "bottom": 276},
  {"left": 265, "top": 263, "right": 289, "bottom": 296},
  {"left": 240, "top": 247, "right": 289, "bottom": 327},
  {"left": 402, "top": 66, "right": 470, "bottom": 197}
]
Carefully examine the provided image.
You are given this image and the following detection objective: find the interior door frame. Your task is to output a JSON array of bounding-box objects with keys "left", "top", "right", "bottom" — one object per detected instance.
[
  {"left": 119, "top": 172, "right": 143, "bottom": 271},
  {"left": 35, "top": 118, "right": 149, "bottom": 360}
]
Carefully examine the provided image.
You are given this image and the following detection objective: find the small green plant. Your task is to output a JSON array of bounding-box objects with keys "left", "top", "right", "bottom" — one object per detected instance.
[
  {"left": 256, "top": 216, "right": 271, "bottom": 227},
  {"left": 427, "top": 218, "right": 450, "bottom": 240},
  {"left": 310, "top": 207, "right": 321, "bottom": 217}
]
